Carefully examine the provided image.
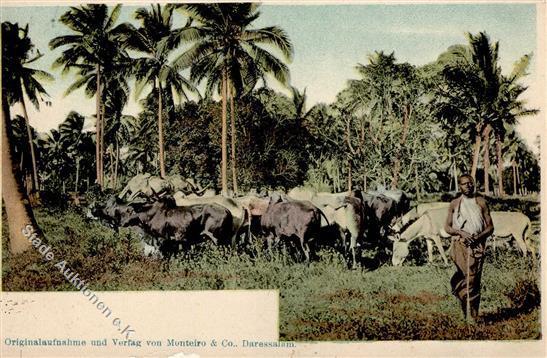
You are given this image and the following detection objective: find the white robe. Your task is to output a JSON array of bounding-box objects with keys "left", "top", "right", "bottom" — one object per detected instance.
[{"left": 453, "top": 196, "right": 484, "bottom": 235}]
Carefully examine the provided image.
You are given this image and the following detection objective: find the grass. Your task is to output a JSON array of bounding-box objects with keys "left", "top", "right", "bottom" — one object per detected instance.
[{"left": 1, "top": 203, "right": 541, "bottom": 341}]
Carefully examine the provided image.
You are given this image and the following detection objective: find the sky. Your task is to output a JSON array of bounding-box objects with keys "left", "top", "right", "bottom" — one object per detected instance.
[{"left": 1, "top": 2, "right": 543, "bottom": 151}]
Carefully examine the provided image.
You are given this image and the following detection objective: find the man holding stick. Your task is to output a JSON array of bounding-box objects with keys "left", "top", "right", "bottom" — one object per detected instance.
[{"left": 445, "top": 174, "right": 494, "bottom": 323}]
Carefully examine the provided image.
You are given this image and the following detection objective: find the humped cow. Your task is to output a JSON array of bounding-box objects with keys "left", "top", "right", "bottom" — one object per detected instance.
[
  {"left": 260, "top": 193, "right": 325, "bottom": 261},
  {"left": 391, "top": 202, "right": 450, "bottom": 233},
  {"left": 320, "top": 196, "right": 368, "bottom": 268},
  {"left": 288, "top": 187, "right": 370, "bottom": 267},
  {"left": 173, "top": 191, "right": 248, "bottom": 246},
  {"left": 391, "top": 207, "right": 535, "bottom": 266},
  {"left": 92, "top": 196, "right": 233, "bottom": 258},
  {"left": 119, "top": 174, "right": 205, "bottom": 201}
]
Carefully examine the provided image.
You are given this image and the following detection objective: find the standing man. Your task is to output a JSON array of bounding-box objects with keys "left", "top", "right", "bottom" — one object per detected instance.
[{"left": 445, "top": 174, "right": 494, "bottom": 323}]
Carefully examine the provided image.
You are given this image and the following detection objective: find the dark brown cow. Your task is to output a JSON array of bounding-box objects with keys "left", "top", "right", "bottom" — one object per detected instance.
[
  {"left": 92, "top": 196, "right": 233, "bottom": 258},
  {"left": 260, "top": 194, "right": 323, "bottom": 261}
]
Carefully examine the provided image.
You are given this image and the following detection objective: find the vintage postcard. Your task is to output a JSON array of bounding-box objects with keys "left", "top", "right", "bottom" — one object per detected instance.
[{"left": 1, "top": 0, "right": 545, "bottom": 356}]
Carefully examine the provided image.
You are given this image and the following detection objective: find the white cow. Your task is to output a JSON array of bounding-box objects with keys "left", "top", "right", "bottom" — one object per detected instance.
[
  {"left": 391, "top": 207, "right": 534, "bottom": 266},
  {"left": 391, "top": 202, "right": 450, "bottom": 233},
  {"left": 119, "top": 174, "right": 203, "bottom": 201},
  {"left": 287, "top": 187, "right": 350, "bottom": 209}
]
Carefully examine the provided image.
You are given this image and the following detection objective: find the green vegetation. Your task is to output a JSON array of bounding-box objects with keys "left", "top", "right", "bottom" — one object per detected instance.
[
  {"left": 2, "top": 200, "right": 540, "bottom": 340},
  {"left": 2, "top": 4, "right": 540, "bottom": 199},
  {"left": 1, "top": 4, "right": 541, "bottom": 341}
]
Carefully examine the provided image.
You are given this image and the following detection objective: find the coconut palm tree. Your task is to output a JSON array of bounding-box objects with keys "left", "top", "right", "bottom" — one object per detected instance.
[
  {"left": 125, "top": 113, "right": 158, "bottom": 176},
  {"left": 434, "top": 33, "right": 502, "bottom": 193},
  {"left": 490, "top": 54, "right": 538, "bottom": 196},
  {"left": 1, "top": 22, "right": 48, "bottom": 253},
  {"left": 58, "top": 111, "right": 95, "bottom": 192},
  {"left": 122, "top": 4, "right": 197, "bottom": 179},
  {"left": 173, "top": 3, "right": 293, "bottom": 195},
  {"left": 2, "top": 97, "right": 44, "bottom": 253},
  {"left": 50, "top": 4, "right": 130, "bottom": 189},
  {"left": 466, "top": 32, "right": 502, "bottom": 194},
  {"left": 2, "top": 22, "right": 52, "bottom": 193}
]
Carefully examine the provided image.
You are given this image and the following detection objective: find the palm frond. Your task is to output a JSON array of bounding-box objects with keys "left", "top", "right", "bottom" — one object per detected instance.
[{"left": 242, "top": 26, "right": 294, "bottom": 61}]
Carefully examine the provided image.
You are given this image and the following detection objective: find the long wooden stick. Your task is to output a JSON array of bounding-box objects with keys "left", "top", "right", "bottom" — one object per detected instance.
[{"left": 466, "top": 246, "right": 471, "bottom": 324}]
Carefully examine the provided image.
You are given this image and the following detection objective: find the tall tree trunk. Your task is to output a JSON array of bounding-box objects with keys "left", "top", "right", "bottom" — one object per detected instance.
[
  {"left": 2, "top": 99, "right": 41, "bottom": 254},
  {"left": 114, "top": 139, "right": 119, "bottom": 189},
  {"left": 345, "top": 115, "right": 355, "bottom": 192},
  {"left": 229, "top": 83, "right": 238, "bottom": 195},
  {"left": 470, "top": 124, "right": 482, "bottom": 182},
  {"left": 347, "top": 161, "right": 352, "bottom": 192},
  {"left": 157, "top": 79, "right": 166, "bottom": 178},
  {"left": 95, "top": 64, "right": 102, "bottom": 188},
  {"left": 75, "top": 157, "right": 80, "bottom": 192},
  {"left": 391, "top": 104, "right": 412, "bottom": 189},
  {"left": 20, "top": 97, "right": 38, "bottom": 191},
  {"left": 220, "top": 68, "right": 228, "bottom": 195},
  {"left": 516, "top": 162, "right": 522, "bottom": 195},
  {"left": 415, "top": 165, "right": 421, "bottom": 201},
  {"left": 100, "top": 102, "right": 105, "bottom": 187},
  {"left": 512, "top": 161, "right": 517, "bottom": 196},
  {"left": 108, "top": 146, "right": 114, "bottom": 188},
  {"left": 453, "top": 160, "right": 458, "bottom": 192},
  {"left": 495, "top": 132, "right": 505, "bottom": 197},
  {"left": 482, "top": 124, "right": 492, "bottom": 194}
]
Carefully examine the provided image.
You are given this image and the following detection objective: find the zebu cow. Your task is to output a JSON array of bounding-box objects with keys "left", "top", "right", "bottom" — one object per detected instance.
[
  {"left": 92, "top": 196, "right": 233, "bottom": 258},
  {"left": 391, "top": 202, "right": 450, "bottom": 233},
  {"left": 173, "top": 192, "right": 247, "bottom": 246},
  {"left": 368, "top": 188, "right": 411, "bottom": 222},
  {"left": 288, "top": 187, "right": 369, "bottom": 267},
  {"left": 119, "top": 174, "right": 205, "bottom": 201},
  {"left": 391, "top": 207, "right": 534, "bottom": 266},
  {"left": 287, "top": 186, "right": 352, "bottom": 208},
  {"left": 390, "top": 207, "right": 450, "bottom": 266},
  {"left": 89, "top": 197, "right": 161, "bottom": 256},
  {"left": 140, "top": 198, "right": 232, "bottom": 242},
  {"left": 320, "top": 196, "right": 368, "bottom": 268},
  {"left": 260, "top": 194, "right": 324, "bottom": 261}
]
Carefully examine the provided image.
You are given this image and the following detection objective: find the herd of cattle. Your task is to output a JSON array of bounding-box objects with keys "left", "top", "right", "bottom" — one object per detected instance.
[{"left": 87, "top": 174, "right": 535, "bottom": 268}]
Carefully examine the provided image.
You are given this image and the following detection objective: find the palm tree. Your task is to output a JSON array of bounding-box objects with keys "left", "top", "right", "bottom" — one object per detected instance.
[
  {"left": 1, "top": 22, "right": 48, "bottom": 253},
  {"left": 125, "top": 113, "right": 158, "bottom": 176},
  {"left": 490, "top": 54, "right": 538, "bottom": 196},
  {"left": 174, "top": 3, "right": 293, "bottom": 195},
  {"left": 466, "top": 32, "right": 502, "bottom": 194},
  {"left": 346, "top": 51, "right": 420, "bottom": 189},
  {"left": 37, "top": 128, "right": 67, "bottom": 192},
  {"left": 122, "top": 4, "right": 197, "bottom": 179},
  {"left": 58, "top": 111, "right": 94, "bottom": 192},
  {"left": 435, "top": 33, "right": 501, "bottom": 193},
  {"left": 2, "top": 22, "right": 52, "bottom": 194},
  {"left": 50, "top": 4, "right": 129, "bottom": 189}
]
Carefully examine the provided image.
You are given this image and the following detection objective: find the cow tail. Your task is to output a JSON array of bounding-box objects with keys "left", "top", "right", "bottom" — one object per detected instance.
[
  {"left": 524, "top": 217, "right": 535, "bottom": 258},
  {"left": 246, "top": 207, "right": 252, "bottom": 244}
]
